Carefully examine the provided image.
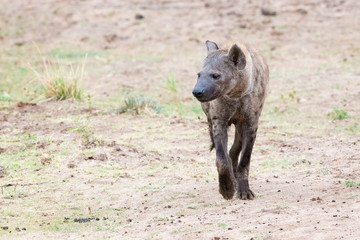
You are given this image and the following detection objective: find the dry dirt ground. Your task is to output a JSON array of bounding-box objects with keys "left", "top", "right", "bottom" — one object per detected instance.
[{"left": 1, "top": 0, "right": 360, "bottom": 239}]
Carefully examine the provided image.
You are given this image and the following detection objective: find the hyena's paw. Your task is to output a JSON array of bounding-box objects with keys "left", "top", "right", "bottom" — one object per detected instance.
[
  {"left": 236, "top": 179, "right": 255, "bottom": 200},
  {"left": 219, "top": 173, "right": 235, "bottom": 200}
]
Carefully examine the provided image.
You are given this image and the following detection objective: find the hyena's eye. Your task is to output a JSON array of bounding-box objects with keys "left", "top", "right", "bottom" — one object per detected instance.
[
  {"left": 197, "top": 73, "right": 201, "bottom": 78},
  {"left": 211, "top": 73, "right": 221, "bottom": 80}
]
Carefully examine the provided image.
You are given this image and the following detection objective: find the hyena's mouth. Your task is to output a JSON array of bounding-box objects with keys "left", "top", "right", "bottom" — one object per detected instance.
[
  {"left": 196, "top": 97, "right": 209, "bottom": 102},
  {"left": 194, "top": 94, "right": 219, "bottom": 103}
]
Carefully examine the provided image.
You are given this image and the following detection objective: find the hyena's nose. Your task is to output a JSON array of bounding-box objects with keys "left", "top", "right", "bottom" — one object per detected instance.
[{"left": 192, "top": 89, "right": 204, "bottom": 98}]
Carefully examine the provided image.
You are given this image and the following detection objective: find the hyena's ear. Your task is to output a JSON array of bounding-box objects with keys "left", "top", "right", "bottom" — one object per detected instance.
[
  {"left": 228, "top": 44, "right": 246, "bottom": 70},
  {"left": 205, "top": 40, "right": 219, "bottom": 54}
]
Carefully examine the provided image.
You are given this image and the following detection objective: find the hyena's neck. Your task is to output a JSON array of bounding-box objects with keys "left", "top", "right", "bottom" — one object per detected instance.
[{"left": 240, "top": 54, "right": 254, "bottom": 98}]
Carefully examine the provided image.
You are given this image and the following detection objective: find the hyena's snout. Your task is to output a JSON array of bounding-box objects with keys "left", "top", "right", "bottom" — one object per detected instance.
[
  {"left": 192, "top": 80, "right": 207, "bottom": 100},
  {"left": 192, "top": 80, "right": 217, "bottom": 102},
  {"left": 192, "top": 87, "right": 204, "bottom": 99}
]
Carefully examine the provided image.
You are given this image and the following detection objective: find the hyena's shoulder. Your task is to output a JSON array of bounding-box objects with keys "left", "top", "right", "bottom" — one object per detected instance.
[
  {"left": 247, "top": 45, "right": 268, "bottom": 74},
  {"left": 247, "top": 45, "right": 269, "bottom": 104}
]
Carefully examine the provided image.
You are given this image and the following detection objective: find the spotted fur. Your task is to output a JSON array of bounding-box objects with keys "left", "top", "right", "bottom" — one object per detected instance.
[{"left": 192, "top": 40, "right": 269, "bottom": 200}]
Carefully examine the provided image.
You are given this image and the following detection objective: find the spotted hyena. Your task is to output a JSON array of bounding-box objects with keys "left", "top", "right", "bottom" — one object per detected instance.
[{"left": 192, "top": 40, "right": 269, "bottom": 200}]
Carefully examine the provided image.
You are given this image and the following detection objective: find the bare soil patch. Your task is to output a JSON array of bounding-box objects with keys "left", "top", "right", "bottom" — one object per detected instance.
[{"left": 1, "top": 0, "right": 360, "bottom": 239}]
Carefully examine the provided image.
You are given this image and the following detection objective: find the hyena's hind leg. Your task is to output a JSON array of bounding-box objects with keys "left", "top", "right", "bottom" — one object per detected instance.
[{"left": 229, "top": 124, "right": 242, "bottom": 177}]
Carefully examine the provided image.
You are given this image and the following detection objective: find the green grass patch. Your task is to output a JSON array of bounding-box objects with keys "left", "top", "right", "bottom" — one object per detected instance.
[
  {"left": 0, "top": 134, "right": 56, "bottom": 182},
  {"left": 217, "top": 222, "right": 227, "bottom": 229},
  {"left": 328, "top": 107, "right": 349, "bottom": 120},
  {"left": 163, "top": 72, "right": 178, "bottom": 93},
  {"left": 345, "top": 193, "right": 356, "bottom": 199},
  {"left": 0, "top": 91, "right": 12, "bottom": 101},
  {"left": 0, "top": 61, "right": 33, "bottom": 102},
  {"left": 156, "top": 217, "right": 169, "bottom": 221},
  {"left": 345, "top": 180, "right": 360, "bottom": 187},
  {"left": 187, "top": 205, "right": 199, "bottom": 210},
  {"left": 345, "top": 123, "right": 360, "bottom": 136}
]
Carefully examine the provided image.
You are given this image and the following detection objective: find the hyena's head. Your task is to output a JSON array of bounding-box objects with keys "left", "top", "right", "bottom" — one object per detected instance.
[{"left": 192, "top": 40, "right": 247, "bottom": 102}]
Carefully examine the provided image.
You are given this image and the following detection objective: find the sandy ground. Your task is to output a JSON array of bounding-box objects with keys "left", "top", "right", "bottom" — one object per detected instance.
[{"left": 1, "top": 0, "right": 360, "bottom": 239}]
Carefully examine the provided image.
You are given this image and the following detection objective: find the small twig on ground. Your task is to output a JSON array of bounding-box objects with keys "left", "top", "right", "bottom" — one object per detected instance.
[{"left": 0, "top": 181, "right": 54, "bottom": 188}]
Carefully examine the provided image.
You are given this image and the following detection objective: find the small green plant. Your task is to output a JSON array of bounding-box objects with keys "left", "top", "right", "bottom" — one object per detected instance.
[
  {"left": 163, "top": 73, "right": 177, "bottom": 93},
  {"left": 328, "top": 107, "right": 349, "bottom": 120},
  {"left": 18, "top": 132, "right": 38, "bottom": 150},
  {"left": 280, "top": 89, "right": 298, "bottom": 104},
  {"left": 0, "top": 91, "right": 12, "bottom": 101},
  {"left": 347, "top": 123, "right": 359, "bottom": 135},
  {"left": 72, "top": 125, "right": 103, "bottom": 148},
  {"left": 321, "top": 168, "right": 331, "bottom": 175},
  {"left": 117, "top": 95, "right": 161, "bottom": 114},
  {"left": 30, "top": 55, "right": 86, "bottom": 101},
  {"left": 345, "top": 193, "right": 356, "bottom": 199},
  {"left": 187, "top": 205, "right": 198, "bottom": 210},
  {"left": 345, "top": 180, "right": 354, "bottom": 187},
  {"left": 279, "top": 205, "right": 290, "bottom": 209},
  {"left": 345, "top": 180, "right": 360, "bottom": 187},
  {"left": 217, "top": 222, "right": 227, "bottom": 229},
  {"left": 156, "top": 217, "right": 168, "bottom": 221}
]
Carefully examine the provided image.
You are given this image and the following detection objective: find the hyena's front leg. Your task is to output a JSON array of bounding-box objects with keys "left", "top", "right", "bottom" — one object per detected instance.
[
  {"left": 236, "top": 122, "right": 258, "bottom": 200},
  {"left": 213, "top": 120, "right": 237, "bottom": 200}
]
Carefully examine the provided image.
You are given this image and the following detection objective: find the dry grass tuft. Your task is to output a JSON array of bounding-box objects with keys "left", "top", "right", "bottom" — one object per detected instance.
[{"left": 30, "top": 55, "right": 86, "bottom": 101}]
